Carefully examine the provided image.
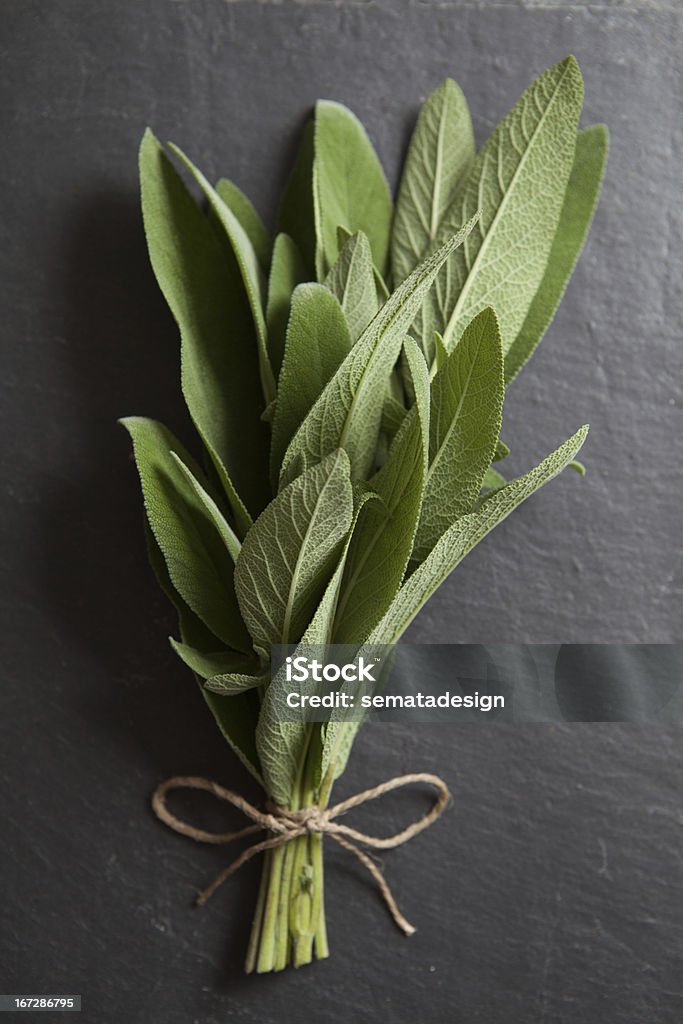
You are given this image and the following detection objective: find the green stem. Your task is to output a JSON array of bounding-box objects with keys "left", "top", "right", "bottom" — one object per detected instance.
[{"left": 246, "top": 729, "right": 335, "bottom": 972}]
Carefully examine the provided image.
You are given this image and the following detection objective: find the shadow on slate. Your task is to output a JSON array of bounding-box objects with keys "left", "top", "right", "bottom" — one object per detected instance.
[{"left": 31, "top": 189, "right": 266, "bottom": 981}]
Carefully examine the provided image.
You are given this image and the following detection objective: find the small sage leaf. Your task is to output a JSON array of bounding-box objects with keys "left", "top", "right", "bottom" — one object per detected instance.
[
  {"left": 324, "top": 230, "right": 379, "bottom": 343},
  {"left": 270, "top": 284, "right": 352, "bottom": 483},
  {"left": 392, "top": 78, "right": 474, "bottom": 286},
  {"left": 412, "top": 307, "right": 504, "bottom": 565},
  {"left": 266, "top": 233, "right": 308, "bottom": 377}
]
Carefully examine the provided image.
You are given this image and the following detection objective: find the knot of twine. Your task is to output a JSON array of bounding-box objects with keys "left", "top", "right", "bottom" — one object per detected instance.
[{"left": 152, "top": 772, "right": 451, "bottom": 936}]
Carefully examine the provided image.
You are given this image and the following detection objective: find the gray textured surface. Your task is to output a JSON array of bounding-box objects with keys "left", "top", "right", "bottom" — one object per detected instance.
[{"left": 1, "top": 1, "right": 681, "bottom": 1021}]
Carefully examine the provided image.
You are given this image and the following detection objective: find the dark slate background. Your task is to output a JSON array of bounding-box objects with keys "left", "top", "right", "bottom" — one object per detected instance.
[{"left": 1, "top": 1, "right": 681, "bottom": 1022}]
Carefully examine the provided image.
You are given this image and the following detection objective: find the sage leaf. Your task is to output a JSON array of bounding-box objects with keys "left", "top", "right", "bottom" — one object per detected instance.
[
  {"left": 235, "top": 450, "right": 354, "bottom": 650},
  {"left": 280, "top": 217, "right": 477, "bottom": 485},
  {"left": 277, "top": 119, "right": 317, "bottom": 278},
  {"left": 324, "top": 230, "right": 378, "bottom": 343},
  {"left": 266, "top": 233, "right": 307, "bottom": 377},
  {"left": 145, "top": 521, "right": 262, "bottom": 781},
  {"left": 333, "top": 338, "right": 429, "bottom": 644},
  {"left": 204, "top": 669, "right": 270, "bottom": 695},
  {"left": 169, "top": 451, "right": 241, "bottom": 563},
  {"left": 262, "top": 490, "right": 378, "bottom": 800},
  {"left": 435, "top": 57, "right": 584, "bottom": 351},
  {"left": 412, "top": 307, "right": 504, "bottom": 564},
  {"left": 169, "top": 638, "right": 256, "bottom": 680},
  {"left": 372, "top": 425, "right": 589, "bottom": 644},
  {"left": 169, "top": 143, "right": 276, "bottom": 405},
  {"left": 493, "top": 439, "right": 510, "bottom": 462},
  {"left": 505, "top": 124, "right": 609, "bottom": 382},
  {"left": 481, "top": 466, "right": 506, "bottom": 493},
  {"left": 314, "top": 100, "right": 393, "bottom": 278},
  {"left": 392, "top": 78, "right": 474, "bottom": 286},
  {"left": 255, "top": 682, "right": 307, "bottom": 807},
  {"left": 215, "top": 177, "right": 271, "bottom": 272},
  {"left": 270, "top": 284, "right": 352, "bottom": 482},
  {"left": 121, "top": 416, "right": 252, "bottom": 653},
  {"left": 139, "top": 130, "right": 269, "bottom": 530}
]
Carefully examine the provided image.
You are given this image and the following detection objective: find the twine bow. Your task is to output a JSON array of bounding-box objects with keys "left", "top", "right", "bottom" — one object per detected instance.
[{"left": 152, "top": 772, "right": 451, "bottom": 936}]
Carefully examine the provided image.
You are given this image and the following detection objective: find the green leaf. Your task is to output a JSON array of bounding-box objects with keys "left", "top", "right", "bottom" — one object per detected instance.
[
  {"left": 434, "top": 57, "right": 584, "bottom": 352},
  {"left": 266, "top": 233, "right": 308, "bottom": 378},
  {"left": 324, "top": 230, "right": 379, "bottom": 343},
  {"left": 169, "top": 143, "right": 276, "bottom": 405},
  {"left": 333, "top": 338, "right": 429, "bottom": 644},
  {"left": 121, "top": 416, "right": 252, "bottom": 653},
  {"left": 280, "top": 218, "right": 477, "bottom": 486},
  {"left": 259, "top": 490, "right": 378, "bottom": 802},
  {"left": 371, "top": 425, "right": 589, "bottom": 644},
  {"left": 145, "top": 521, "right": 262, "bottom": 782},
  {"left": 433, "top": 331, "right": 449, "bottom": 376},
  {"left": 204, "top": 669, "right": 270, "bottom": 695},
  {"left": 235, "top": 450, "right": 354, "bottom": 650},
  {"left": 169, "top": 451, "right": 241, "bottom": 563},
  {"left": 314, "top": 100, "right": 393, "bottom": 278},
  {"left": 505, "top": 124, "right": 609, "bottom": 382},
  {"left": 412, "top": 307, "right": 504, "bottom": 564},
  {"left": 391, "top": 78, "right": 474, "bottom": 286},
  {"left": 215, "top": 177, "right": 271, "bottom": 272},
  {"left": 381, "top": 394, "right": 407, "bottom": 444},
  {"left": 277, "top": 119, "right": 316, "bottom": 277},
  {"left": 493, "top": 439, "right": 510, "bottom": 462},
  {"left": 270, "top": 284, "right": 352, "bottom": 483},
  {"left": 139, "top": 130, "right": 269, "bottom": 531},
  {"left": 169, "top": 637, "right": 256, "bottom": 680},
  {"left": 481, "top": 467, "right": 506, "bottom": 493}
]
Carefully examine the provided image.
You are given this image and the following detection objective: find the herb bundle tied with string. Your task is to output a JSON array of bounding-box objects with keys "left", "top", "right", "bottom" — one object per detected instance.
[{"left": 121, "top": 55, "right": 607, "bottom": 973}]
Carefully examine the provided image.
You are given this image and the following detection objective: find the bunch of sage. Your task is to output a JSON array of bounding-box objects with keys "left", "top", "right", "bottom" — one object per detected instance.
[{"left": 122, "top": 55, "right": 607, "bottom": 972}]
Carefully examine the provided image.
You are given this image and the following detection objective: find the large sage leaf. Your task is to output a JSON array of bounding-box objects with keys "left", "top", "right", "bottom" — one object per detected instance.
[
  {"left": 170, "top": 144, "right": 276, "bottom": 405},
  {"left": 505, "top": 124, "right": 609, "bottom": 382},
  {"left": 280, "top": 218, "right": 477, "bottom": 486},
  {"left": 371, "top": 425, "right": 589, "bottom": 644},
  {"left": 121, "top": 416, "right": 252, "bottom": 653},
  {"left": 139, "top": 130, "right": 269, "bottom": 531},
  {"left": 324, "top": 230, "right": 378, "bottom": 343},
  {"left": 266, "top": 233, "right": 307, "bottom": 377},
  {"left": 235, "top": 450, "right": 354, "bottom": 650},
  {"left": 314, "top": 100, "right": 393, "bottom": 278},
  {"left": 333, "top": 339, "right": 429, "bottom": 644},
  {"left": 391, "top": 78, "right": 474, "bottom": 287},
  {"left": 412, "top": 307, "right": 504, "bottom": 564},
  {"left": 270, "top": 284, "right": 352, "bottom": 482},
  {"left": 258, "top": 490, "right": 377, "bottom": 803},
  {"left": 145, "top": 519, "right": 262, "bottom": 781},
  {"left": 215, "top": 177, "right": 271, "bottom": 271},
  {"left": 434, "top": 57, "right": 584, "bottom": 352}
]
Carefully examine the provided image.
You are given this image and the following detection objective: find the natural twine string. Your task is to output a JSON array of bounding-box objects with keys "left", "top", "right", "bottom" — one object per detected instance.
[{"left": 151, "top": 772, "right": 451, "bottom": 936}]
